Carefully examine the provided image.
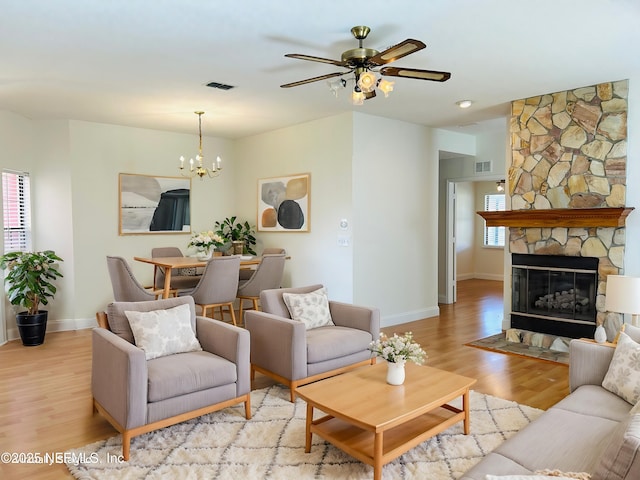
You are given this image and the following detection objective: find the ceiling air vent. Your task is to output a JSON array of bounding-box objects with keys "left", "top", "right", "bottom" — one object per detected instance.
[
  {"left": 206, "top": 81, "right": 235, "bottom": 90},
  {"left": 475, "top": 160, "right": 492, "bottom": 173}
]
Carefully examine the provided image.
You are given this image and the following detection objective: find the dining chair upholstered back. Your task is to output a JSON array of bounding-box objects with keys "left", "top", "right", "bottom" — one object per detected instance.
[
  {"left": 178, "top": 256, "right": 241, "bottom": 324},
  {"left": 236, "top": 254, "right": 286, "bottom": 323},
  {"left": 106, "top": 255, "right": 157, "bottom": 302}
]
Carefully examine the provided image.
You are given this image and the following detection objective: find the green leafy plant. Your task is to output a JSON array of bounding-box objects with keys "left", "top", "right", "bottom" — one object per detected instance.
[
  {"left": 0, "top": 250, "right": 64, "bottom": 315},
  {"left": 214, "top": 216, "right": 257, "bottom": 255}
]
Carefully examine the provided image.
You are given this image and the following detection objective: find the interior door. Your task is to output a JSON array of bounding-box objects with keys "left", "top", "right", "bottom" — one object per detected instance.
[{"left": 444, "top": 180, "right": 457, "bottom": 304}]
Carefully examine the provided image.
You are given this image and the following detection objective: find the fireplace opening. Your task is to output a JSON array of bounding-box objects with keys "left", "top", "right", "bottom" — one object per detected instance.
[{"left": 511, "top": 254, "right": 598, "bottom": 338}]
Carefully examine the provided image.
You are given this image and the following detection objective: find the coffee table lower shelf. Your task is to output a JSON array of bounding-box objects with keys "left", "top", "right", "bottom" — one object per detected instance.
[{"left": 307, "top": 404, "right": 465, "bottom": 472}]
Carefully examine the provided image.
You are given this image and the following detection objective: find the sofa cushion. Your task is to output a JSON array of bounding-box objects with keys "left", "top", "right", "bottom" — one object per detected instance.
[
  {"left": 306, "top": 326, "right": 372, "bottom": 364},
  {"left": 602, "top": 332, "right": 640, "bottom": 405},
  {"left": 552, "top": 384, "right": 632, "bottom": 422},
  {"left": 493, "top": 408, "right": 618, "bottom": 473},
  {"left": 283, "top": 287, "right": 335, "bottom": 329},
  {"left": 591, "top": 413, "right": 640, "bottom": 480},
  {"left": 146, "top": 350, "right": 237, "bottom": 402},
  {"left": 125, "top": 303, "right": 202, "bottom": 360}
]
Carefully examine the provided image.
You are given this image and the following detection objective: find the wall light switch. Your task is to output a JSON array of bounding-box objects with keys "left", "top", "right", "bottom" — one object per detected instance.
[{"left": 337, "top": 235, "right": 350, "bottom": 247}]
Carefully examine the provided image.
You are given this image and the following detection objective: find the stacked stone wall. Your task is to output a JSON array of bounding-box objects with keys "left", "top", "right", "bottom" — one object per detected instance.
[{"left": 509, "top": 80, "right": 628, "bottom": 338}]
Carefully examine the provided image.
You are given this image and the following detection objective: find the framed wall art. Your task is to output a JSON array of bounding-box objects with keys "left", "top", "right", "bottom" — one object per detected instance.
[
  {"left": 119, "top": 173, "right": 191, "bottom": 235},
  {"left": 257, "top": 173, "right": 310, "bottom": 232}
]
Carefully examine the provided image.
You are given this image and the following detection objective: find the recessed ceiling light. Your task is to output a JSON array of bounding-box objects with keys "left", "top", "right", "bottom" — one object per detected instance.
[{"left": 456, "top": 100, "right": 473, "bottom": 109}]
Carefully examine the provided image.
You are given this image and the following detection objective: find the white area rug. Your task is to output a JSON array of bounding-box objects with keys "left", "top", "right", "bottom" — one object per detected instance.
[{"left": 66, "top": 385, "right": 542, "bottom": 480}]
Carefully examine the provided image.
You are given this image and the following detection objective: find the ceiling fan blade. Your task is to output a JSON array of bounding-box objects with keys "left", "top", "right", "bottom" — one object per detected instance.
[
  {"left": 368, "top": 39, "right": 426, "bottom": 65},
  {"left": 380, "top": 66, "right": 451, "bottom": 82},
  {"left": 284, "top": 53, "right": 348, "bottom": 67},
  {"left": 280, "top": 71, "right": 348, "bottom": 88}
]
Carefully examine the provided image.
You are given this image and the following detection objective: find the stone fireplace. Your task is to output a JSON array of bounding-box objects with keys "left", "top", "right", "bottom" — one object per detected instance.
[{"left": 479, "top": 79, "right": 632, "bottom": 341}]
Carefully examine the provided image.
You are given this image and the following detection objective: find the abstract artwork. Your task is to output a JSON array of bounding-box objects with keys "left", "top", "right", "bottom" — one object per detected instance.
[
  {"left": 119, "top": 173, "right": 191, "bottom": 235},
  {"left": 257, "top": 173, "right": 310, "bottom": 232}
]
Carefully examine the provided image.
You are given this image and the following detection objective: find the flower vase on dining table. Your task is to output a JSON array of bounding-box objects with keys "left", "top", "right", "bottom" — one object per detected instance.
[{"left": 196, "top": 247, "right": 212, "bottom": 261}]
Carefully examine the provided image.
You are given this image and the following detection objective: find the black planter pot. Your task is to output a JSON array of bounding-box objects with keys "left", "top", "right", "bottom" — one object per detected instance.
[{"left": 16, "top": 310, "right": 48, "bottom": 346}]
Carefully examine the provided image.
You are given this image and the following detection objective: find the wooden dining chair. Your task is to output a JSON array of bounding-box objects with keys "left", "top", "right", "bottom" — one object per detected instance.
[
  {"left": 178, "top": 256, "right": 241, "bottom": 325},
  {"left": 236, "top": 254, "right": 286, "bottom": 324}
]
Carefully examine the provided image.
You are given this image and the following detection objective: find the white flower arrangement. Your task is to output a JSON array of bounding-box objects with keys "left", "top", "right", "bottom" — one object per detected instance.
[
  {"left": 187, "top": 230, "right": 224, "bottom": 251},
  {"left": 369, "top": 331, "right": 427, "bottom": 365}
]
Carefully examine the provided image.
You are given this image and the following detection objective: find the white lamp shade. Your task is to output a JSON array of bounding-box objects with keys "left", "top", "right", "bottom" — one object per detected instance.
[{"left": 605, "top": 275, "right": 640, "bottom": 314}]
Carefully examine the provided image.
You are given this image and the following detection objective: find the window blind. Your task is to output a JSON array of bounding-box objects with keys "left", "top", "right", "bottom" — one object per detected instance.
[
  {"left": 2, "top": 170, "right": 32, "bottom": 253},
  {"left": 484, "top": 193, "right": 505, "bottom": 247}
]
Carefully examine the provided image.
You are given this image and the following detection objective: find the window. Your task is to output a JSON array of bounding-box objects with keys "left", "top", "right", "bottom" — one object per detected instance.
[
  {"left": 484, "top": 193, "right": 505, "bottom": 247},
  {"left": 2, "top": 170, "right": 32, "bottom": 253}
]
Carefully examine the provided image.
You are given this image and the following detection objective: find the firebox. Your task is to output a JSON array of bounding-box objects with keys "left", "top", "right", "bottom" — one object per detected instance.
[{"left": 511, "top": 254, "right": 598, "bottom": 338}]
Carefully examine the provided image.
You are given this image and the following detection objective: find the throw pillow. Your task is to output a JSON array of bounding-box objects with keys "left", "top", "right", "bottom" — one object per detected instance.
[
  {"left": 602, "top": 331, "right": 640, "bottom": 405},
  {"left": 125, "top": 303, "right": 202, "bottom": 360},
  {"left": 282, "top": 287, "right": 335, "bottom": 330}
]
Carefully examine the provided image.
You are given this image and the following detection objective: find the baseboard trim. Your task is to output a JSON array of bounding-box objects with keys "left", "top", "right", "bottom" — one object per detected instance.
[
  {"left": 6, "top": 317, "right": 97, "bottom": 342},
  {"left": 473, "top": 273, "right": 504, "bottom": 281},
  {"left": 381, "top": 306, "right": 440, "bottom": 328}
]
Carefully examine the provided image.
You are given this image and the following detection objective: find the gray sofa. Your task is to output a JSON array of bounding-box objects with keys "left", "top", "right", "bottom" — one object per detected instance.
[{"left": 461, "top": 335, "right": 640, "bottom": 480}]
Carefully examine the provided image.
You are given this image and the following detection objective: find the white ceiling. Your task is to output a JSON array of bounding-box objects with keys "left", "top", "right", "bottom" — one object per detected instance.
[{"left": 1, "top": 0, "right": 639, "bottom": 139}]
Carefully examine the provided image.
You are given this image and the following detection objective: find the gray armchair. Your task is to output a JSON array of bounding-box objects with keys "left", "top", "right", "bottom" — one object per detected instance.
[
  {"left": 92, "top": 296, "right": 251, "bottom": 460},
  {"left": 244, "top": 284, "right": 380, "bottom": 402}
]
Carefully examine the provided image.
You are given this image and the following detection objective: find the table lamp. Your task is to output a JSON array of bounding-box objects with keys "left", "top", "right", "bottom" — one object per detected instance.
[{"left": 605, "top": 275, "right": 640, "bottom": 327}]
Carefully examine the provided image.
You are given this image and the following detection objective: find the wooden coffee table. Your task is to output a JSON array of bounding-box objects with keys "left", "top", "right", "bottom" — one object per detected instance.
[{"left": 296, "top": 362, "right": 477, "bottom": 480}]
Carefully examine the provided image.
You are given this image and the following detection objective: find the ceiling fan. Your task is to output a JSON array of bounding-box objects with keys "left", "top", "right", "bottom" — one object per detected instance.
[{"left": 280, "top": 25, "right": 451, "bottom": 101}]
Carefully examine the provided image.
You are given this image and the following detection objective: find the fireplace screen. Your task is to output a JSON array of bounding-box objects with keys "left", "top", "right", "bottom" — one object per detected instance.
[{"left": 511, "top": 254, "right": 598, "bottom": 338}]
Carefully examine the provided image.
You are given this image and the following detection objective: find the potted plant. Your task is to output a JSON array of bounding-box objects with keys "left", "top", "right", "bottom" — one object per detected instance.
[
  {"left": 369, "top": 332, "right": 426, "bottom": 385},
  {"left": 214, "top": 216, "right": 257, "bottom": 255},
  {"left": 0, "top": 250, "right": 63, "bottom": 346}
]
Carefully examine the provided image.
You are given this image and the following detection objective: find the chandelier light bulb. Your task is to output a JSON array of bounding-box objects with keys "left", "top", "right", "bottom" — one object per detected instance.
[
  {"left": 178, "top": 111, "right": 223, "bottom": 180},
  {"left": 352, "top": 89, "right": 365, "bottom": 106}
]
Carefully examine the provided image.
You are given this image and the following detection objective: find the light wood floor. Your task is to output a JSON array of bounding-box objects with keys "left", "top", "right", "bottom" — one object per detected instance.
[{"left": 0, "top": 279, "right": 569, "bottom": 479}]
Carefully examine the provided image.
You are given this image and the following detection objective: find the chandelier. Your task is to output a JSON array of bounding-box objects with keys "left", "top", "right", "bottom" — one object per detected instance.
[
  {"left": 179, "top": 111, "right": 222, "bottom": 179},
  {"left": 328, "top": 68, "right": 395, "bottom": 106}
]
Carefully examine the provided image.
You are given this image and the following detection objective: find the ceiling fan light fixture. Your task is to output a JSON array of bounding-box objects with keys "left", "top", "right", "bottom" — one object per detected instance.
[
  {"left": 378, "top": 79, "right": 395, "bottom": 97},
  {"left": 352, "top": 88, "right": 365, "bottom": 106},
  {"left": 456, "top": 99, "right": 473, "bottom": 109},
  {"left": 357, "top": 71, "right": 377, "bottom": 93}
]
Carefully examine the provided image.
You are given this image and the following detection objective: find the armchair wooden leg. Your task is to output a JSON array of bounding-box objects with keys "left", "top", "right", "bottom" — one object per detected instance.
[
  {"left": 244, "top": 395, "right": 252, "bottom": 419},
  {"left": 122, "top": 431, "right": 131, "bottom": 461}
]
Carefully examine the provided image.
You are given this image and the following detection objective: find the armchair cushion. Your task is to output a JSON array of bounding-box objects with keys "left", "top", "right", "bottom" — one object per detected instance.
[
  {"left": 306, "top": 326, "right": 374, "bottom": 364},
  {"left": 283, "top": 287, "right": 335, "bottom": 329},
  {"left": 146, "top": 351, "right": 237, "bottom": 402},
  {"left": 602, "top": 332, "right": 640, "bottom": 405},
  {"left": 125, "top": 303, "right": 202, "bottom": 360}
]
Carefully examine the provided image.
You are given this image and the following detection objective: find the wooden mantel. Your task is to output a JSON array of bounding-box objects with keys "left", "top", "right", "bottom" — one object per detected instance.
[{"left": 477, "top": 207, "right": 634, "bottom": 228}]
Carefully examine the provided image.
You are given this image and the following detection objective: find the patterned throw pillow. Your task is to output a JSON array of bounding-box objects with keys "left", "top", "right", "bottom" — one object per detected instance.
[
  {"left": 602, "top": 331, "right": 640, "bottom": 405},
  {"left": 125, "top": 303, "right": 202, "bottom": 360},
  {"left": 282, "top": 287, "right": 335, "bottom": 330}
]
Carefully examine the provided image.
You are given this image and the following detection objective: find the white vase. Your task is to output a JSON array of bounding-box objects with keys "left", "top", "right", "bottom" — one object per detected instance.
[
  {"left": 594, "top": 325, "right": 607, "bottom": 344},
  {"left": 196, "top": 248, "right": 212, "bottom": 260},
  {"left": 386, "top": 361, "right": 406, "bottom": 385}
]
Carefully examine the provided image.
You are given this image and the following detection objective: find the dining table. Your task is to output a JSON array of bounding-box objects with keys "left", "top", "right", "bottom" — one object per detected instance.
[{"left": 133, "top": 255, "right": 262, "bottom": 298}]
